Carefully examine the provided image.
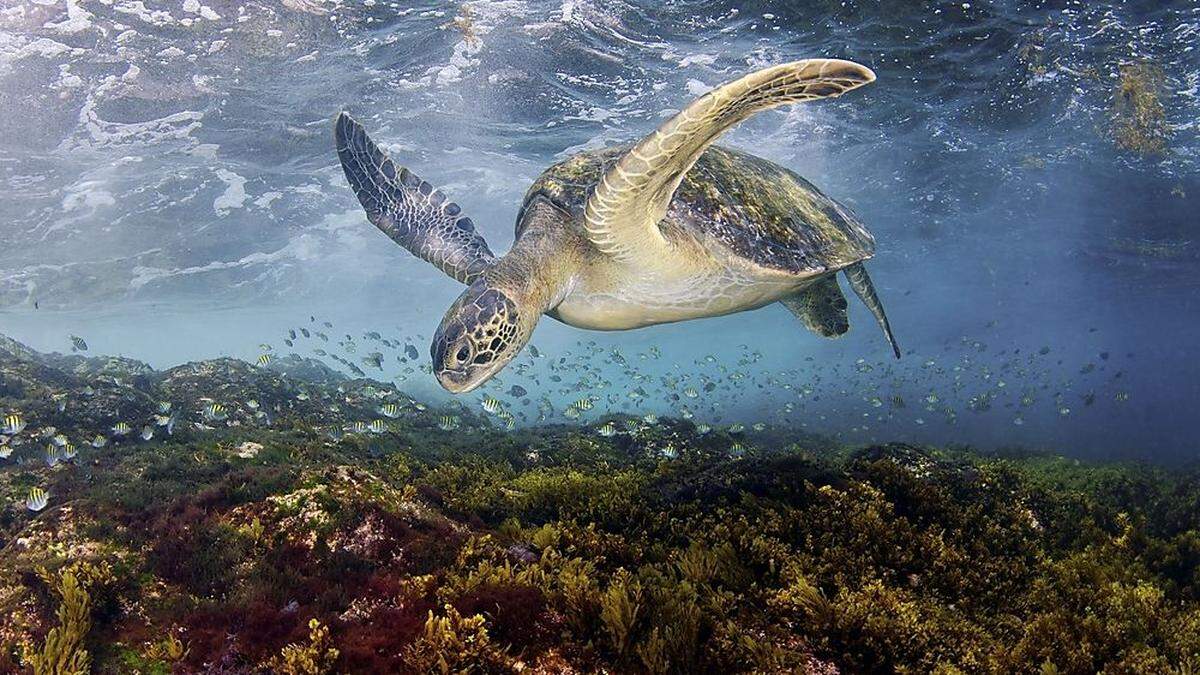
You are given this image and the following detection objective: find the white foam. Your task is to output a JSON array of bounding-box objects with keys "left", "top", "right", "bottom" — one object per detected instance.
[
  {"left": 43, "top": 0, "right": 94, "bottom": 35},
  {"left": 213, "top": 169, "right": 249, "bottom": 215}
]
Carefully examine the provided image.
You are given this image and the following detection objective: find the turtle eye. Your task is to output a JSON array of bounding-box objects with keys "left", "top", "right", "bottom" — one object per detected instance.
[{"left": 455, "top": 344, "right": 471, "bottom": 364}]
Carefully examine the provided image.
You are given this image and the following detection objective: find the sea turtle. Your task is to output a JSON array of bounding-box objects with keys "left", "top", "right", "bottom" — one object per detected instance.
[{"left": 335, "top": 58, "right": 900, "bottom": 393}]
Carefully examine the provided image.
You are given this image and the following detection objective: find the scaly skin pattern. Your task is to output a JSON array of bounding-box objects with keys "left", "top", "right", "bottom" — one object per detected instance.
[{"left": 335, "top": 113, "right": 496, "bottom": 284}]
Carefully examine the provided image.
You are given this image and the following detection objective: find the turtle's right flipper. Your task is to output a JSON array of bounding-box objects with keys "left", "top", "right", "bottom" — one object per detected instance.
[
  {"left": 582, "top": 59, "right": 875, "bottom": 269},
  {"left": 335, "top": 112, "right": 496, "bottom": 285},
  {"left": 780, "top": 275, "right": 850, "bottom": 338}
]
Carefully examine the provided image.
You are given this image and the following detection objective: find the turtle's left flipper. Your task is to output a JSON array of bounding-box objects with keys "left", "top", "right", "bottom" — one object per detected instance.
[
  {"left": 335, "top": 112, "right": 496, "bottom": 285},
  {"left": 780, "top": 276, "right": 849, "bottom": 338},
  {"left": 582, "top": 59, "right": 875, "bottom": 269},
  {"left": 843, "top": 262, "right": 901, "bottom": 359}
]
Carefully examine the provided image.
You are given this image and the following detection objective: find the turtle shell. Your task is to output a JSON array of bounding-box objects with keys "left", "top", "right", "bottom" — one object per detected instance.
[{"left": 519, "top": 144, "right": 875, "bottom": 274}]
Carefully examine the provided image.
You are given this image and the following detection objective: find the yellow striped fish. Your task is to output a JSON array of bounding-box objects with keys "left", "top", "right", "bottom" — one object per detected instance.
[
  {"left": 596, "top": 422, "right": 616, "bottom": 437},
  {"left": 257, "top": 354, "right": 273, "bottom": 367},
  {"left": 2, "top": 413, "right": 26, "bottom": 435},
  {"left": 438, "top": 415, "right": 460, "bottom": 431},
  {"left": 112, "top": 421, "right": 132, "bottom": 436},
  {"left": 26, "top": 487, "right": 48, "bottom": 512},
  {"left": 378, "top": 403, "right": 401, "bottom": 418},
  {"left": 203, "top": 403, "right": 227, "bottom": 422},
  {"left": 481, "top": 396, "right": 503, "bottom": 414}
]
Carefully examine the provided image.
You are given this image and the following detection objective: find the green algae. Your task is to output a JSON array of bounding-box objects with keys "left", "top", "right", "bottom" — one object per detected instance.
[{"left": 3, "top": 338, "right": 1200, "bottom": 672}]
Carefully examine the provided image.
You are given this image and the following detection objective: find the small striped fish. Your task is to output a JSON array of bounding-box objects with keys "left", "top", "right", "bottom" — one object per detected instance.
[
  {"left": 91, "top": 435, "right": 108, "bottom": 448},
  {"left": 203, "top": 403, "right": 228, "bottom": 422},
  {"left": 481, "top": 396, "right": 503, "bottom": 414},
  {"left": 257, "top": 354, "right": 272, "bottom": 367},
  {"left": 596, "top": 422, "right": 616, "bottom": 437},
  {"left": 141, "top": 425, "right": 154, "bottom": 441},
  {"left": 45, "top": 445, "right": 61, "bottom": 467},
  {"left": 571, "top": 397, "right": 595, "bottom": 411},
  {"left": 659, "top": 444, "right": 678, "bottom": 460},
  {"left": 378, "top": 403, "right": 401, "bottom": 418},
  {"left": 642, "top": 413, "right": 658, "bottom": 424},
  {"left": 157, "top": 401, "right": 173, "bottom": 414},
  {"left": 683, "top": 387, "right": 698, "bottom": 399},
  {"left": 0, "top": 446, "right": 12, "bottom": 460},
  {"left": 368, "top": 419, "right": 387, "bottom": 434},
  {"left": 62, "top": 443, "right": 77, "bottom": 460},
  {"left": 26, "top": 487, "right": 49, "bottom": 512},
  {"left": 623, "top": 420, "right": 640, "bottom": 433},
  {"left": 728, "top": 423, "right": 745, "bottom": 434},
  {"left": 112, "top": 422, "right": 132, "bottom": 436},
  {"left": 347, "top": 421, "right": 369, "bottom": 434},
  {"left": 729, "top": 442, "right": 747, "bottom": 457},
  {"left": 696, "top": 423, "right": 712, "bottom": 434},
  {"left": 2, "top": 413, "right": 26, "bottom": 435},
  {"left": 438, "top": 415, "right": 460, "bottom": 431}
]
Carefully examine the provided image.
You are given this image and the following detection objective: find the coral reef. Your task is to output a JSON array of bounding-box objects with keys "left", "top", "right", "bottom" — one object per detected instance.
[{"left": 1, "top": 335, "right": 1199, "bottom": 673}]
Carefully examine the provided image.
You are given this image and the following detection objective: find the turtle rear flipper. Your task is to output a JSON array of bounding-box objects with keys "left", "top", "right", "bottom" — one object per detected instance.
[
  {"left": 844, "top": 262, "right": 901, "bottom": 359},
  {"left": 781, "top": 276, "right": 849, "bottom": 338},
  {"left": 334, "top": 112, "right": 496, "bottom": 284}
]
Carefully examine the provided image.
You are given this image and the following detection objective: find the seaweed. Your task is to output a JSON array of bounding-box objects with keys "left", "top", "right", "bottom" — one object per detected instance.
[{"left": 3, "top": 338, "right": 1200, "bottom": 673}]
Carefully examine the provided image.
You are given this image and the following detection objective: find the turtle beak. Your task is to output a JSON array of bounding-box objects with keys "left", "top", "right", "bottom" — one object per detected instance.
[{"left": 435, "top": 368, "right": 479, "bottom": 394}]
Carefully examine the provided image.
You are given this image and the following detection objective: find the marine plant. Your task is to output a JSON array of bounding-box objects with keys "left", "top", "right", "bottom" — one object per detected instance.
[
  {"left": 4, "top": 335, "right": 1200, "bottom": 673},
  {"left": 403, "top": 604, "right": 508, "bottom": 674},
  {"left": 270, "top": 619, "right": 339, "bottom": 675},
  {"left": 20, "top": 562, "right": 112, "bottom": 675},
  {"left": 1112, "top": 61, "right": 1170, "bottom": 155}
]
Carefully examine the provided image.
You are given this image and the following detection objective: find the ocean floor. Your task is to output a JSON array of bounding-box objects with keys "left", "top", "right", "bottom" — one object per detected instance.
[{"left": 1, "top": 333, "right": 1198, "bottom": 673}]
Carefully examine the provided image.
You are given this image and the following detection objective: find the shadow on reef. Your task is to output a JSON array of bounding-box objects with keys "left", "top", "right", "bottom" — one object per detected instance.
[{"left": 1, "top": 334, "right": 1200, "bottom": 674}]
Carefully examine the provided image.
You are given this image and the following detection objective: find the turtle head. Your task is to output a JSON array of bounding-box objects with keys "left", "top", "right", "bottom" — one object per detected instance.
[{"left": 432, "top": 280, "right": 530, "bottom": 393}]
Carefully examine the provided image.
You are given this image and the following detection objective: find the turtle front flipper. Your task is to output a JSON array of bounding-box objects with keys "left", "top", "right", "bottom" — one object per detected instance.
[
  {"left": 780, "top": 275, "right": 850, "bottom": 338},
  {"left": 334, "top": 112, "right": 496, "bottom": 284},
  {"left": 582, "top": 59, "right": 875, "bottom": 269}
]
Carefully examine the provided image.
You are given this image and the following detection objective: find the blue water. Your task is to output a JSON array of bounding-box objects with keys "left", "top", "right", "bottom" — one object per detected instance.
[{"left": 1, "top": 0, "right": 1197, "bottom": 461}]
